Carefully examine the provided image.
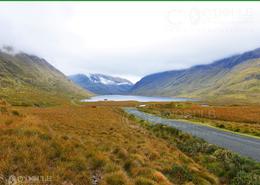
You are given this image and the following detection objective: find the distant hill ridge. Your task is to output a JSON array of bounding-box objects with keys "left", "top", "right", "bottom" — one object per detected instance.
[
  {"left": 69, "top": 73, "right": 133, "bottom": 95},
  {"left": 131, "top": 47, "right": 260, "bottom": 103},
  {"left": 0, "top": 47, "right": 92, "bottom": 106}
]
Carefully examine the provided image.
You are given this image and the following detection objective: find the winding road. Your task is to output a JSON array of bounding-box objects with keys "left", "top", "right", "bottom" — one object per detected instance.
[{"left": 124, "top": 108, "right": 260, "bottom": 162}]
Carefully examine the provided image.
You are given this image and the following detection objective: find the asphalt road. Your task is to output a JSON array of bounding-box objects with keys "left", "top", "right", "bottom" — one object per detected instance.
[{"left": 124, "top": 108, "right": 260, "bottom": 162}]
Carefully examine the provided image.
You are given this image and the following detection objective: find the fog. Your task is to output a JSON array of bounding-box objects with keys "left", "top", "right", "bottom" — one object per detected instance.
[{"left": 1, "top": 2, "right": 260, "bottom": 82}]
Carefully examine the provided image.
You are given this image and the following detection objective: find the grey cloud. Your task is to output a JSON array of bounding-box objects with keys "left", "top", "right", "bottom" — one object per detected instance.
[{"left": 1, "top": 2, "right": 260, "bottom": 83}]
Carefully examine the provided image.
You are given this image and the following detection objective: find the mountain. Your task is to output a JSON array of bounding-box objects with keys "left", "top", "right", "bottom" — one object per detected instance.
[
  {"left": 0, "top": 47, "right": 92, "bottom": 106},
  {"left": 131, "top": 48, "right": 260, "bottom": 103},
  {"left": 69, "top": 73, "right": 133, "bottom": 95}
]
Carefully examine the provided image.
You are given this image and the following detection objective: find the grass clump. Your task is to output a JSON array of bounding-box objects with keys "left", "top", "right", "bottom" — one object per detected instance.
[
  {"left": 100, "top": 171, "right": 130, "bottom": 185},
  {"left": 135, "top": 177, "right": 157, "bottom": 185},
  {"left": 90, "top": 152, "right": 108, "bottom": 170}
]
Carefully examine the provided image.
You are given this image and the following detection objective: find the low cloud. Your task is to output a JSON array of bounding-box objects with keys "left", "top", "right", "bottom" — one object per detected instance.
[{"left": 1, "top": 2, "right": 260, "bottom": 82}]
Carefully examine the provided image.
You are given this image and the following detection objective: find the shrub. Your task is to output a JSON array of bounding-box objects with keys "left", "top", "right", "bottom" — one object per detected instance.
[
  {"left": 165, "top": 164, "right": 193, "bottom": 183},
  {"left": 217, "top": 124, "right": 225, "bottom": 129},
  {"left": 48, "top": 142, "right": 63, "bottom": 160},
  {"left": 61, "top": 135, "right": 69, "bottom": 140},
  {"left": 39, "top": 133, "right": 52, "bottom": 141},
  {"left": 231, "top": 171, "right": 260, "bottom": 185},
  {"left": 0, "top": 107, "right": 8, "bottom": 114},
  {"left": 11, "top": 110, "right": 20, "bottom": 116},
  {"left": 70, "top": 158, "right": 87, "bottom": 172},
  {"left": 161, "top": 111, "right": 171, "bottom": 117}
]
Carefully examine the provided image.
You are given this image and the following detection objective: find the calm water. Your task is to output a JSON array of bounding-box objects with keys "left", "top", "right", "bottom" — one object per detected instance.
[{"left": 82, "top": 95, "right": 193, "bottom": 102}]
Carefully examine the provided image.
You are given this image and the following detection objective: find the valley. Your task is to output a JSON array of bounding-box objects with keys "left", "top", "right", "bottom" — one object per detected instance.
[
  {"left": 1, "top": 100, "right": 260, "bottom": 185},
  {"left": 1, "top": 2, "right": 260, "bottom": 184},
  {"left": 1, "top": 47, "right": 260, "bottom": 185}
]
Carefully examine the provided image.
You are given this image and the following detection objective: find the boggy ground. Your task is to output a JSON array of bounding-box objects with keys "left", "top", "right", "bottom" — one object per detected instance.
[
  {"left": 138, "top": 102, "right": 260, "bottom": 137},
  {"left": 0, "top": 100, "right": 218, "bottom": 185}
]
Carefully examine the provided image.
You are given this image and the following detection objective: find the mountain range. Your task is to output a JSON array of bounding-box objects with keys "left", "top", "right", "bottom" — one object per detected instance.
[
  {"left": 131, "top": 48, "right": 260, "bottom": 103},
  {"left": 69, "top": 73, "right": 133, "bottom": 95},
  {"left": 1, "top": 45, "right": 260, "bottom": 105},
  {"left": 0, "top": 47, "right": 92, "bottom": 106}
]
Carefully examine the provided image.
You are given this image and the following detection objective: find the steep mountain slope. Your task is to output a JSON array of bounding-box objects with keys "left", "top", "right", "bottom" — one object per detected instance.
[
  {"left": 69, "top": 73, "right": 133, "bottom": 95},
  {"left": 131, "top": 48, "right": 260, "bottom": 103},
  {"left": 0, "top": 49, "right": 92, "bottom": 106}
]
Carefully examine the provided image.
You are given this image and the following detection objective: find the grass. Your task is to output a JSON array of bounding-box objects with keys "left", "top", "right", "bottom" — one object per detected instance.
[
  {"left": 139, "top": 102, "right": 260, "bottom": 137},
  {"left": 127, "top": 114, "right": 260, "bottom": 185},
  {"left": 0, "top": 51, "right": 92, "bottom": 106},
  {"left": 1, "top": 98, "right": 260, "bottom": 184},
  {"left": 0, "top": 100, "right": 219, "bottom": 185}
]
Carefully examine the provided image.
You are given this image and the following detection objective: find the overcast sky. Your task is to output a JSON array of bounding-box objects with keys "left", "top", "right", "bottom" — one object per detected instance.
[{"left": 1, "top": 2, "right": 260, "bottom": 82}]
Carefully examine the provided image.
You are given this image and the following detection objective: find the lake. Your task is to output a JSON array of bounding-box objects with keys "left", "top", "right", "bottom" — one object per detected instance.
[{"left": 82, "top": 95, "right": 194, "bottom": 102}]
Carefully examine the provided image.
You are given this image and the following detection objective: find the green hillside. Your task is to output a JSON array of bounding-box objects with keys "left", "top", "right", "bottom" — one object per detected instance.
[
  {"left": 0, "top": 50, "right": 92, "bottom": 106},
  {"left": 131, "top": 48, "right": 260, "bottom": 104},
  {"left": 198, "top": 59, "right": 260, "bottom": 104}
]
